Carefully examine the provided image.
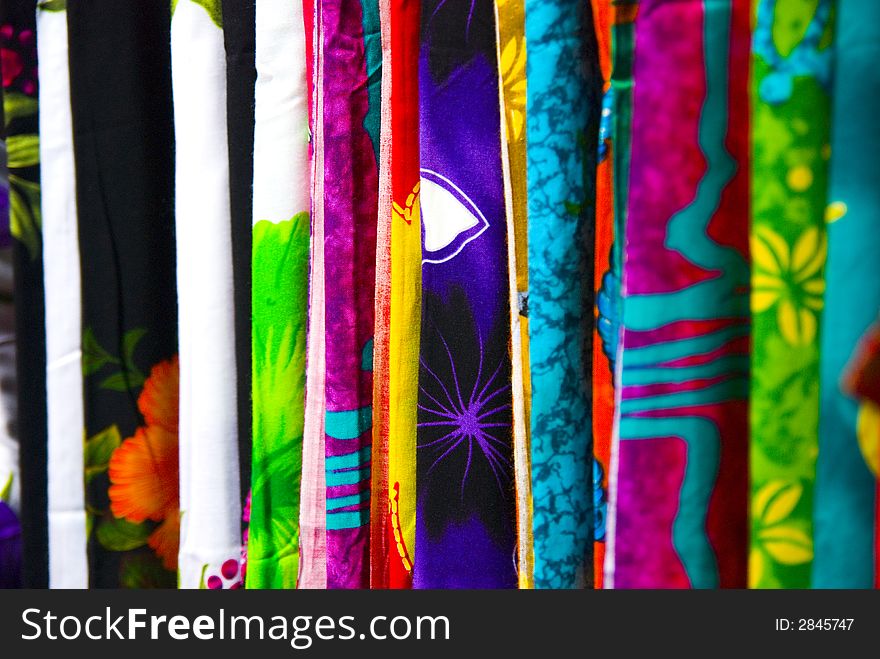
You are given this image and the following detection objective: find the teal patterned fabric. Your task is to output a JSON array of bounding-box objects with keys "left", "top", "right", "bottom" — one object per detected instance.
[{"left": 525, "top": 0, "right": 600, "bottom": 589}]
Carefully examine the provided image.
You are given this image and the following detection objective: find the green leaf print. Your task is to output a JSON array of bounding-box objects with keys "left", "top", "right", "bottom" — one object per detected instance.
[
  {"left": 0, "top": 473, "right": 12, "bottom": 502},
  {"left": 84, "top": 425, "right": 122, "bottom": 483},
  {"left": 120, "top": 553, "right": 177, "bottom": 589},
  {"left": 9, "top": 177, "right": 41, "bottom": 261},
  {"left": 38, "top": 0, "right": 67, "bottom": 11},
  {"left": 171, "top": 0, "right": 223, "bottom": 29},
  {"left": 96, "top": 515, "right": 152, "bottom": 552},
  {"left": 3, "top": 92, "right": 37, "bottom": 127},
  {"left": 7, "top": 134, "right": 40, "bottom": 169},
  {"left": 81, "top": 326, "right": 147, "bottom": 391}
]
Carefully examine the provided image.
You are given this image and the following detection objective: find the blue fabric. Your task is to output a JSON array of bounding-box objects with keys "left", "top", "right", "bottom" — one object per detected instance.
[
  {"left": 813, "top": 0, "right": 880, "bottom": 588},
  {"left": 525, "top": 0, "right": 599, "bottom": 588}
]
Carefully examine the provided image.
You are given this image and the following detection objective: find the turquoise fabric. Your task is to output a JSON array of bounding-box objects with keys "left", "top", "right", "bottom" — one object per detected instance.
[
  {"left": 813, "top": 0, "right": 880, "bottom": 588},
  {"left": 525, "top": 0, "right": 599, "bottom": 588}
]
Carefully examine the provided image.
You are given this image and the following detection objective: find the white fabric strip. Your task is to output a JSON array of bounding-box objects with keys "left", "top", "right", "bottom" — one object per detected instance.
[
  {"left": 171, "top": 0, "right": 242, "bottom": 588},
  {"left": 37, "top": 6, "right": 88, "bottom": 589},
  {"left": 253, "top": 0, "right": 310, "bottom": 224}
]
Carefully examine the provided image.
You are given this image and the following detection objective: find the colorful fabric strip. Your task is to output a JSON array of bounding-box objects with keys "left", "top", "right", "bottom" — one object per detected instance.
[
  {"left": 525, "top": 0, "right": 599, "bottom": 589},
  {"left": 371, "top": 0, "right": 421, "bottom": 589},
  {"left": 610, "top": 0, "right": 750, "bottom": 588},
  {"left": 369, "top": 0, "right": 393, "bottom": 589},
  {"left": 590, "top": 0, "right": 613, "bottom": 590},
  {"left": 319, "top": 0, "right": 381, "bottom": 588},
  {"left": 749, "top": 0, "right": 833, "bottom": 589},
  {"left": 416, "top": 0, "right": 517, "bottom": 589},
  {"left": 247, "top": 0, "right": 311, "bottom": 589},
  {"left": 298, "top": 0, "right": 328, "bottom": 588},
  {"left": 68, "top": 1, "right": 178, "bottom": 588},
  {"left": 602, "top": 0, "right": 638, "bottom": 588}
]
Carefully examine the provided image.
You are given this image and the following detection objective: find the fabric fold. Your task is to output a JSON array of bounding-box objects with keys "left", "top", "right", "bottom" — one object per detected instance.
[
  {"left": 247, "top": 0, "right": 311, "bottom": 589},
  {"left": 38, "top": 1, "right": 87, "bottom": 589},
  {"left": 171, "top": 0, "right": 242, "bottom": 589},
  {"left": 68, "top": 0, "right": 179, "bottom": 588}
]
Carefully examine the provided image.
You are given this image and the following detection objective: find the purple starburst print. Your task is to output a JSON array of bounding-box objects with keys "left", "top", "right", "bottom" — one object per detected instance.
[
  {"left": 416, "top": 286, "right": 514, "bottom": 520},
  {"left": 418, "top": 322, "right": 512, "bottom": 498}
]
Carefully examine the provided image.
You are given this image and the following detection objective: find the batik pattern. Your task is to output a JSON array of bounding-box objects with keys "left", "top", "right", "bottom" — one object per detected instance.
[
  {"left": 525, "top": 0, "right": 599, "bottom": 589},
  {"left": 610, "top": 0, "right": 750, "bottom": 589},
  {"left": 749, "top": 0, "right": 833, "bottom": 589}
]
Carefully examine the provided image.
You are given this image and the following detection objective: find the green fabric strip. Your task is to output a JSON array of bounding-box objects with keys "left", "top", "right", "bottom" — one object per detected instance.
[
  {"left": 749, "top": 0, "right": 834, "bottom": 589},
  {"left": 247, "top": 214, "right": 310, "bottom": 588}
]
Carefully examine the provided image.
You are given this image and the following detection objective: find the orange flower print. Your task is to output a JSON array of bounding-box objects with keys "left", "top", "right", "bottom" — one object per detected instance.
[
  {"left": 149, "top": 512, "right": 180, "bottom": 571},
  {"left": 108, "top": 356, "right": 180, "bottom": 570},
  {"left": 138, "top": 355, "right": 179, "bottom": 433},
  {"left": 108, "top": 424, "right": 178, "bottom": 523}
]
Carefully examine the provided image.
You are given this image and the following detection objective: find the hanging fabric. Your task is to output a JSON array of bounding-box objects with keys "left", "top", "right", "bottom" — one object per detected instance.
[
  {"left": 589, "top": 0, "right": 613, "bottom": 590},
  {"left": 812, "top": 0, "right": 877, "bottom": 588},
  {"left": 298, "top": 0, "right": 328, "bottom": 589},
  {"left": 524, "top": 0, "right": 599, "bottom": 589},
  {"left": 318, "top": 0, "right": 381, "bottom": 589},
  {"left": 370, "top": 0, "right": 421, "bottom": 590},
  {"left": 2, "top": 0, "right": 47, "bottom": 588},
  {"left": 247, "top": 0, "right": 311, "bottom": 589},
  {"left": 67, "top": 0, "right": 178, "bottom": 588},
  {"left": 495, "top": 0, "right": 533, "bottom": 590},
  {"left": 609, "top": 0, "right": 750, "bottom": 588},
  {"left": 171, "top": 0, "right": 242, "bottom": 589},
  {"left": 221, "top": 0, "right": 257, "bottom": 520},
  {"left": 38, "top": 0, "right": 87, "bottom": 588},
  {"left": 748, "top": 0, "right": 833, "bottom": 589},
  {"left": 416, "top": 0, "right": 517, "bottom": 589},
  {"left": 601, "top": 0, "right": 638, "bottom": 588}
]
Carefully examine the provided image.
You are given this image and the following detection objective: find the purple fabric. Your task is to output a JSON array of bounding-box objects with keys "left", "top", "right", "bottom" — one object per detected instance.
[
  {"left": 414, "top": 0, "right": 517, "bottom": 589},
  {"left": 0, "top": 502, "right": 22, "bottom": 588},
  {"left": 322, "top": 0, "right": 378, "bottom": 589}
]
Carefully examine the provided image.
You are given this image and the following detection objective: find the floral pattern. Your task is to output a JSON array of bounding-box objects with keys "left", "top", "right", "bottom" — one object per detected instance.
[
  {"left": 1, "top": 21, "right": 40, "bottom": 257},
  {"left": 752, "top": 226, "right": 827, "bottom": 346},
  {"left": 85, "top": 347, "right": 179, "bottom": 583},
  {"left": 749, "top": 0, "right": 833, "bottom": 589},
  {"left": 749, "top": 480, "right": 813, "bottom": 588}
]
